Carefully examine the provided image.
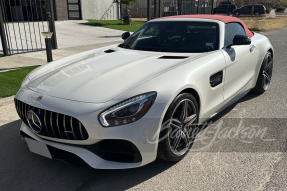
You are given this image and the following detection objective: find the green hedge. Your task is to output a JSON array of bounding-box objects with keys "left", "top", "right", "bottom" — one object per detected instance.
[{"left": 276, "top": 7, "right": 286, "bottom": 12}]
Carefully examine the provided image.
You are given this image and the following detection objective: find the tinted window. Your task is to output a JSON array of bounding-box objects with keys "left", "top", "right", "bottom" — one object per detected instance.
[
  {"left": 119, "top": 21, "right": 219, "bottom": 53},
  {"left": 255, "top": 5, "right": 263, "bottom": 9},
  {"left": 224, "top": 23, "right": 246, "bottom": 47},
  {"left": 242, "top": 5, "right": 251, "bottom": 9}
]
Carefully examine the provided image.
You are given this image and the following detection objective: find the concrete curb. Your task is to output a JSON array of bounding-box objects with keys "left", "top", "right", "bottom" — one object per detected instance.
[{"left": 0, "top": 96, "right": 15, "bottom": 107}]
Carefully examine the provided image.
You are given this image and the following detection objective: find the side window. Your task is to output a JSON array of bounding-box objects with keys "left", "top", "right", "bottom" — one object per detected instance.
[
  {"left": 224, "top": 23, "right": 246, "bottom": 47},
  {"left": 141, "top": 26, "right": 158, "bottom": 38}
]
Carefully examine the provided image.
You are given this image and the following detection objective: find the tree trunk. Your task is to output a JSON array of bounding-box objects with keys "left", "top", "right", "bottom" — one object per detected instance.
[
  {"left": 123, "top": 6, "right": 131, "bottom": 25},
  {"left": 252, "top": 0, "right": 255, "bottom": 15}
]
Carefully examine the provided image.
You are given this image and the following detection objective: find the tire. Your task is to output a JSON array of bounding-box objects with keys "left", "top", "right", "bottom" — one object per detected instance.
[
  {"left": 253, "top": 51, "right": 273, "bottom": 93},
  {"left": 227, "top": 11, "right": 231, "bottom": 15},
  {"left": 235, "top": 12, "right": 240, "bottom": 16},
  {"left": 255, "top": 12, "right": 260, "bottom": 16},
  {"left": 157, "top": 93, "right": 199, "bottom": 162}
]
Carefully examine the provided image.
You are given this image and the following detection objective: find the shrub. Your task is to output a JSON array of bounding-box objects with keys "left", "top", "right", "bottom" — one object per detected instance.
[{"left": 276, "top": 7, "right": 286, "bottom": 12}]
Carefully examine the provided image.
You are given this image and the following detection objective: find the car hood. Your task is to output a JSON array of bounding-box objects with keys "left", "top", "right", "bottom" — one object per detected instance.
[{"left": 27, "top": 46, "right": 203, "bottom": 103}]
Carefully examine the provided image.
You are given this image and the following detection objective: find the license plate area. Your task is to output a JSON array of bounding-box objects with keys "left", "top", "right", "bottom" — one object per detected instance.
[{"left": 25, "top": 138, "right": 52, "bottom": 159}]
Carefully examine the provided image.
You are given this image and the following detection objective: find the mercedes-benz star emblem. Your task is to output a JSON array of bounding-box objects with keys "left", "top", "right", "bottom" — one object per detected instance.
[{"left": 26, "top": 110, "right": 42, "bottom": 134}]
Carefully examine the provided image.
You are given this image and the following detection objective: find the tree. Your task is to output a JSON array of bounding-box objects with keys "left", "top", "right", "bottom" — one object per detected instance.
[
  {"left": 252, "top": 0, "right": 255, "bottom": 15},
  {"left": 116, "top": 0, "right": 138, "bottom": 25}
]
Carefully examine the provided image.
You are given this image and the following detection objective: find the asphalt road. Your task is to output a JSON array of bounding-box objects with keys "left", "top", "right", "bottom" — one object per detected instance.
[{"left": 1, "top": 27, "right": 287, "bottom": 191}]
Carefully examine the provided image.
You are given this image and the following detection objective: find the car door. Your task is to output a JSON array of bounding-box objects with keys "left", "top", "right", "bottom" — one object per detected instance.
[
  {"left": 246, "top": 5, "right": 252, "bottom": 14},
  {"left": 241, "top": 6, "right": 250, "bottom": 14},
  {"left": 215, "top": 5, "right": 224, "bottom": 13},
  {"left": 221, "top": 23, "right": 259, "bottom": 102},
  {"left": 221, "top": 5, "right": 228, "bottom": 13}
]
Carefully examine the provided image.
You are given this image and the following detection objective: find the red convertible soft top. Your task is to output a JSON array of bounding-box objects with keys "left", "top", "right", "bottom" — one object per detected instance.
[{"left": 157, "top": 14, "right": 254, "bottom": 38}]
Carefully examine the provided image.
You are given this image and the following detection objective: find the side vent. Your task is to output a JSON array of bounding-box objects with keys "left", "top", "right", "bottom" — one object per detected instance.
[
  {"left": 210, "top": 71, "right": 223, "bottom": 87},
  {"left": 158, "top": 56, "right": 189, "bottom": 59},
  {"left": 104, "top": 49, "right": 116, "bottom": 53}
]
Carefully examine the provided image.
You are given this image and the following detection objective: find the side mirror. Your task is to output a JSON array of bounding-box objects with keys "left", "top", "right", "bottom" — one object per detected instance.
[
  {"left": 122, "top": 32, "right": 130, "bottom": 40},
  {"left": 227, "top": 35, "right": 251, "bottom": 48}
]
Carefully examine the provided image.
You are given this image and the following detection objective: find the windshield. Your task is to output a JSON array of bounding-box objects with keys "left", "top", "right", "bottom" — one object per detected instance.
[{"left": 119, "top": 21, "right": 219, "bottom": 53}]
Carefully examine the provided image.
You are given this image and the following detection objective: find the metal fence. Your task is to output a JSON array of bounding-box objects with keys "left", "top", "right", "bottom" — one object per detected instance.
[
  {"left": 121, "top": 0, "right": 215, "bottom": 22},
  {"left": 0, "top": 0, "right": 57, "bottom": 56}
]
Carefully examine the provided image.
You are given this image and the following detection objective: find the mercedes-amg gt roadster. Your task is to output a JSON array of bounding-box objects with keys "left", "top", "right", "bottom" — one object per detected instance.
[{"left": 15, "top": 15, "right": 274, "bottom": 169}]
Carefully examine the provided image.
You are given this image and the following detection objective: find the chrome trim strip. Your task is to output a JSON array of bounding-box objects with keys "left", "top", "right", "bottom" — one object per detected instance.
[
  {"left": 50, "top": 111, "right": 56, "bottom": 137},
  {"left": 56, "top": 113, "right": 63, "bottom": 138},
  {"left": 79, "top": 122, "right": 84, "bottom": 140},
  {"left": 63, "top": 115, "right": 70, "bottom": 139},
  {"left": 44, "top": 110, "right": 51, "bottom": 137},
  {"left": 70, "top": 117, "right": 77, "bottom": 139}
]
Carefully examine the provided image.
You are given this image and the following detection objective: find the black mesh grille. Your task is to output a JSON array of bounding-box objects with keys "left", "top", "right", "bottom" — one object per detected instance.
[
  {"left": 15, "top": 99, "right": 89, "bottom": 140},
  {"left": 85, "top": 139, "right": 142, "bottom": 163}
]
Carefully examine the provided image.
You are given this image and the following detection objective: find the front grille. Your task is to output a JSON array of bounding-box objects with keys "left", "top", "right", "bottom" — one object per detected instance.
[{"left": 15, "top": 99, "right": 89, "bottom": 140}]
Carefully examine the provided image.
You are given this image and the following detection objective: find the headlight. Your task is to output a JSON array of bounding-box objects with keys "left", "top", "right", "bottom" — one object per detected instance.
[
  {"left": 21, "top": 75, "right": 31, "bottom": 88},
  {"left": 99, "top": 92, "right": 157, "bottom": 127}
]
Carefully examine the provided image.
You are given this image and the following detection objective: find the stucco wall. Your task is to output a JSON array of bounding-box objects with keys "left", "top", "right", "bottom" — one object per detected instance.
[{"left": 81, "top": 0, "right": 120, "bottom": 20}]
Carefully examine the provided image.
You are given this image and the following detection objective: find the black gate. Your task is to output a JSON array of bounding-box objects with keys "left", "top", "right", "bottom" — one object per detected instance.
[
  {"left": 121, "top": 0, "right": 215, "bottom": 22},
  {"left": 0, "top": 0, "right": 57, "bottom": 56}
]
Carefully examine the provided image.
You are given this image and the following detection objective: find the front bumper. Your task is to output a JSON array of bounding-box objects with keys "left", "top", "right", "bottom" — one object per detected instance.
[{"left": 16, "top": 88, "right": 167, "bottom": 169}]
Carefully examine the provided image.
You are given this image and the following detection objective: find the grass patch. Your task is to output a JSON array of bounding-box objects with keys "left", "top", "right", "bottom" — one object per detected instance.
[
  {"left": 0, "top": 54, "right": 4, "bottom": 57},
  {"left": 83, "top": 20, "right": 145, "bottom": 32},
  {"left": 0, "top": 66, "right": 38, "bottom": 98},
  {"left": 241, "top": 16, "right": 287, "bottom": 32}
]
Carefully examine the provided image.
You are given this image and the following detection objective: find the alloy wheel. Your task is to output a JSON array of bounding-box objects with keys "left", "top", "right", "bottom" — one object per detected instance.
[
  {"left": 168, "top": 99, "right": 197, "bottom": 156},
  {"left": 262, "top": 53, "right": 273, "bottom": 90}
]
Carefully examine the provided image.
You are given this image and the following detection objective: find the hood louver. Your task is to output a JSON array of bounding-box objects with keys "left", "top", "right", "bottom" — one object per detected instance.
[
  {"left": 158, "top": 56, "right": 189, "bottom": 59},
  {"left": 104, "top": 49, "right": 116, "bottom": 53}
]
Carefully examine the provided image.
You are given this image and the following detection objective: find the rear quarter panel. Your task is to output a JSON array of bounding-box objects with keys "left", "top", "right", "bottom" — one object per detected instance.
[{"left": 250, "top": 33, "right": 274, "bottom": 87}]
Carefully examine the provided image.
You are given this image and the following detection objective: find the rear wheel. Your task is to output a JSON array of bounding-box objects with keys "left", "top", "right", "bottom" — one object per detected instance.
[
  {"left": 157, "top": 93, "right": 199, "bottom": 162},
  {"left": 253, "top": 51, "right": 273, "bottom": 93},
  {"left": 235, "top": 11, "right": 240, "bottom": 16},
  {"left": 255, "top": 12, "right": 260, "bottom": 16}
]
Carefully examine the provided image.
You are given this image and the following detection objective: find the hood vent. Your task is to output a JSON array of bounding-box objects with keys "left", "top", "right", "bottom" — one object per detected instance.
[
  {"left": 158, "top": 56, "right": 189, "bottom": 59},
  {"left": 104, "top": 49, "right": 116, "bottom": 53}
]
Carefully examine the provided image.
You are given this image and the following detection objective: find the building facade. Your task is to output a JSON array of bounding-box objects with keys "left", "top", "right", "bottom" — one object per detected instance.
[
  {"left": 55, "top": 0, "right": 120, "bottom": 20},
  {"left": 0, "top": 0, "right": 120, "bottom": 22}
]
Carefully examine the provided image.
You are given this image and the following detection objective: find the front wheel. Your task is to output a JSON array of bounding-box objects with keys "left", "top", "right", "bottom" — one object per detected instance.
[
  {"left": 157, "top": 93, "right": 199, "bottom": 162},
  {"left": 253, "top": 51, "right": 273, "bottom": 93}
]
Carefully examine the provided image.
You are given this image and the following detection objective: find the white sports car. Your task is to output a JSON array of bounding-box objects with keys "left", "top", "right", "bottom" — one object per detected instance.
[{"left": 15, "top": 15, "right": 273, "bottom": 169}]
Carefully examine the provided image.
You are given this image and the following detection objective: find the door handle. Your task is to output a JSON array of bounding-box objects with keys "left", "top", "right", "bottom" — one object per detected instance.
[{"left": 250, "top": 45, "right": 256, "bottom": 52}]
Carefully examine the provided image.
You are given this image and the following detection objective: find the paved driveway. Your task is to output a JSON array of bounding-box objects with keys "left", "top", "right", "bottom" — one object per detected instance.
[
  {"left": 0, "top": 20, "right": 124, "bottom": 53},
  {"left": 0, "top": 27, "right": 287, "bottom": 190}
]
